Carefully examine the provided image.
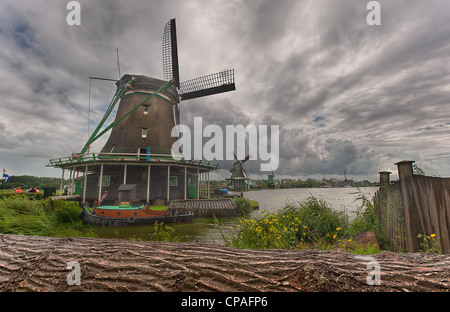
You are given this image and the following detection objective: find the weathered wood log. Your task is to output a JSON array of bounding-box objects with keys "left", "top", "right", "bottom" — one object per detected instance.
[{"left": 0, "top": 234, "right": 448, "bottom": 292}]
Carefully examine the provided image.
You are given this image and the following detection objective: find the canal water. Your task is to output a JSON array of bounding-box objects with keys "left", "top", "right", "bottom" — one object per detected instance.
[{"left": 92, "top": 187, "right": 378, "bottom": 244}]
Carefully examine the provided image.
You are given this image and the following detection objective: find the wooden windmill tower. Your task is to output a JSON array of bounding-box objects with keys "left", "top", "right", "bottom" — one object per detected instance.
[{"left": 48, "top": 19, "right": 236, "bottom": 205}]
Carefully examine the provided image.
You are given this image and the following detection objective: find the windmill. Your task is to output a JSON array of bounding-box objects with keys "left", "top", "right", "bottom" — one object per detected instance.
[
  {"left": 48, "top": 18, "right": 237, "bottom": 205},
  {"left": 227, "top": 153, "right": 251, "bottom": 190},
  {"left": 267, "top": 170, "right": 275, "bottom": 188}
]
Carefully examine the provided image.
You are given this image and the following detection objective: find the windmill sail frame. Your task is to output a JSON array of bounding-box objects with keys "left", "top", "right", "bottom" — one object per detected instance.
[
  {"left": 179, "top": 69, "right": 235, "bottom": 101},
  {"left": 162, "top": 19, "right": 180, "bottom": 88}
]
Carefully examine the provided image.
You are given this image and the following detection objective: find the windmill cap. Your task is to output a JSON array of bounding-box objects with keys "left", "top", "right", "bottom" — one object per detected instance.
[{"left": 117, "top": 74, "right": 179, "bottom": 103}]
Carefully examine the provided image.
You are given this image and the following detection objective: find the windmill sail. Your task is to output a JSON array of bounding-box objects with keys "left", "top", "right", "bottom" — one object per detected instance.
[
  {"left": 162, "top": 19, "right": 180, "bottom": 87},
  {"left": 179, "top": 69, "right": 236, "bottom": 101}
]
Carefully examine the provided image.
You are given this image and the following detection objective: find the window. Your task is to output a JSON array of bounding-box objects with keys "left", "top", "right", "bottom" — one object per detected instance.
[
  {"left": 138, "top": 147, "right": 151, "bottom": 161},
  {"left": 188, "top": 177, "right": 197, "bottom": 186},
  {"left": 143, "top": 105, "right": 149, "bottom": 116},
  {"left": 139, "top": 147, "right": 151, "bottom": 155},
  {"left": 142, "top": 128, "right": 147, "bottom": 138},
  {"left": 170, "top": 176, "right": 178, "bottom": 187},
  {"left": 102, "top": 176, "right": 110, "bottom": 187}
]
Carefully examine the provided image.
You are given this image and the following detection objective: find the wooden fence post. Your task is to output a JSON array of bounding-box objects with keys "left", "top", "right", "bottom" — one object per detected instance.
[
  {"left": 377, "top": 171, "right": 391, "bottom": 238},
  {"left": 395, "top": 160, "right": 421, "bottom": 252}
]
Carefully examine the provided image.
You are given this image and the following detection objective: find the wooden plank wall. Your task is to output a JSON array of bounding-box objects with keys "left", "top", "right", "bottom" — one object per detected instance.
[
  {"left": 374, "top": 162, "right": 450, "bottom": 253},
  {"left": 409, "top": 174, "right": 450, "bottom": 253},
  {"left": 81, "top": 164, "right": 198, "bottom": 204},
  {"left": 374, "top": 182, "right": 407, "bottom": 252}
]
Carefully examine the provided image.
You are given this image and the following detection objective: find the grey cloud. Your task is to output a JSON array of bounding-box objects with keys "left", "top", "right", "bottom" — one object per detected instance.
[{"left": 1, "top": 0, "right": 450, "bottom": 181}]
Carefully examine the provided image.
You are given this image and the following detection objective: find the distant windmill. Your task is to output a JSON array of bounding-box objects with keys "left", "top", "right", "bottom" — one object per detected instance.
[
  {"left": 267, "top": 170, "right": 275, "bottom": 188},
  {"left": 227, "top": 153, "right": 251, "bottom": 190}
]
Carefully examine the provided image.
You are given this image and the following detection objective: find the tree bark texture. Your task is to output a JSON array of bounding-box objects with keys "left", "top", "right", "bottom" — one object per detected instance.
[{"left": 0, "top": 234, "right": 448, "bottom": 292}]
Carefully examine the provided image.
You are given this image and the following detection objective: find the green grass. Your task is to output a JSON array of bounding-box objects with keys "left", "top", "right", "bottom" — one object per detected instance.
[
  {"left": 0, "top": 197, "right": 97, "bottom": 238},
  {"left": 148, "top": 205, "right": 169, "bottom": 211}
]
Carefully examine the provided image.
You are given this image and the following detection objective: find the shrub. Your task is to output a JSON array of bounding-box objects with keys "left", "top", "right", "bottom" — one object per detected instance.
[
  {"left": 233, "top": 198, "right": 252, "bottom": 216},
  {"left": 292, "top": 197, "right": 350, "bottom": 239},
  {"left": 222, "top": 195, "right": 383, "bottom": 254}
]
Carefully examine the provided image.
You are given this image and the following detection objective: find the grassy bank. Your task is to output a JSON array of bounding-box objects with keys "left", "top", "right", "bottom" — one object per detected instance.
[
  {"left": 221, "top": 196, "right": 387, "bottom": 254},
  {"left": 0, "top": 195, "right": 179, "bottom": 242},
  {"left": 0, "top": 197, "right": 97, "bottom": 238}
]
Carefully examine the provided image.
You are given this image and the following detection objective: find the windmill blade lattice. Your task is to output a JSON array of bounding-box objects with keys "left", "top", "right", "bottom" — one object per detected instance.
[
  {"left": 162, "top": 19, "right": 180, "bottom": 88},
  {"left": 179, "top": 69, "right": 235, "bottom": 101}
]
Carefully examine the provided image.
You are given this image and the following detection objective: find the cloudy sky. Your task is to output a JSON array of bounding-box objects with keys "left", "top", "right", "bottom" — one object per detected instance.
[{"left": 1, "top": 0, "right": 450, "bottom": 182}]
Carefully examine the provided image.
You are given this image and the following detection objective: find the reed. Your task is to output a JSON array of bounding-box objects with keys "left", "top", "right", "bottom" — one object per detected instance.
[{"left": 0, "top": 197, "right": 97, "bottom": 238}]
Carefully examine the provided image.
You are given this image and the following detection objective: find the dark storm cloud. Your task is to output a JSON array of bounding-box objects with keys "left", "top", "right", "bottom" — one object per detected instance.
[{"left": 1, "top": 0, "right": 450, "bottom": 180}]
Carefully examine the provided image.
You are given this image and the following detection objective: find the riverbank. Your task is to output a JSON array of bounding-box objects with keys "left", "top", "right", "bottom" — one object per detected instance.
[
  {"left": 0, "top": 196, "right": 97, "bottom": 238},
  {"left": 0, "top": 188, "right": 413, "bottom": 254},
  {"left": 0, "top": 233, "right": 448, "bottom": 292}
]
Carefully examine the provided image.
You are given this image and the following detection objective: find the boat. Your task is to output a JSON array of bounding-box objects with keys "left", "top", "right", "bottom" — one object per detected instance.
[{"left": 80, "top": 203, "right": 193, "bottom": 226}]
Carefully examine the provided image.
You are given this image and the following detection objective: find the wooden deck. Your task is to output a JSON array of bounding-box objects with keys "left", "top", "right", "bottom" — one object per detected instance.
[{"left": 169, "top": 198, "right": 237, "bottom": 218}]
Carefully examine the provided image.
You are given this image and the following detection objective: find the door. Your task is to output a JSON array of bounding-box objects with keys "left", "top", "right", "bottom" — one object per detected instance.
[{"left": 187, "top": 175, "right": 197, "bottom": 199}]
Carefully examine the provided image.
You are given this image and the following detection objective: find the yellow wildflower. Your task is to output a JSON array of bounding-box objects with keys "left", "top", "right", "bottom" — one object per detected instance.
[
  {"left": 336, "top": 227, "right": 341, "bottom": 231},
  {"left": 333, "top": 234, "right": 337, "bottom": 239},
  {"left": 431, "top": 234, "right": 436, "bottom": 238},
  {"left": 348, "top": 239, "right": 352, "bottom": 242}
]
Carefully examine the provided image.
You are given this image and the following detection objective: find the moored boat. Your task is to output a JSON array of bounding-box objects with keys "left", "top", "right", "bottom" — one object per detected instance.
[{"left": 80, "top": 203, "right": 193, "bottom": 226}]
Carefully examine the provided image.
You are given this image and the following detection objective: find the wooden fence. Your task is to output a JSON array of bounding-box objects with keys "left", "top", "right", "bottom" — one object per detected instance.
[{"left": 373, "top": 161, "right": 450, "bottom": 253}]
